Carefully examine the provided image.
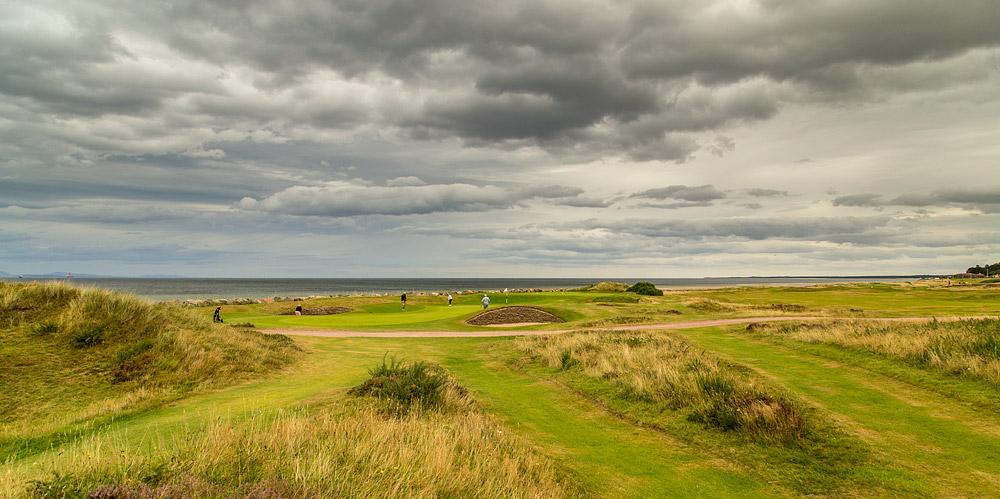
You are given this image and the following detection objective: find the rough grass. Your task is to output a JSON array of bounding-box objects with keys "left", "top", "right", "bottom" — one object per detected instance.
[
  {"left": 573, "top": 282, "right": 629, "bottom": 292},
  {"left": 18, "top": 393, "right": 571, "bottom": 499},
  {"left": 514, "top": 330, "right": 812, "bottom": 443},
  {"left": 348, "top": 355, "right": 474, "bottom": 415},
  {"left": 0, "top": 282, "right": 300, "bottom": 444},
  {"left": 507, "top": 329, "right": 875, "bottom": 495},
  {"left": 766, "top": 318, "right": 1000, "bottom": 384}
]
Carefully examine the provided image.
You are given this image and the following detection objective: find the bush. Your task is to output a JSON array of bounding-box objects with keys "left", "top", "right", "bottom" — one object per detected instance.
[
  {"left": 348, "top": 355, "right": 452, "bottom": 412},
  {"left": 627, "top": 282, "right": 663, "bottom": 296}
]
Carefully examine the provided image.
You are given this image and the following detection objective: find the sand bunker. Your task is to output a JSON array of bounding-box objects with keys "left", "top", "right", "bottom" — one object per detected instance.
[
  {"left": 466, "top": 306, "right": 565, "bottom": 326},
  {"left": 277, "top": 306, "right": 353, "bottom": 316}
]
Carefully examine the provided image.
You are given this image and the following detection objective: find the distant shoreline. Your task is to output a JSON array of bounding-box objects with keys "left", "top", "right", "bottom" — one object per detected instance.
[{"left": 1, "top": 276, "right": 932, "bottom": 302}]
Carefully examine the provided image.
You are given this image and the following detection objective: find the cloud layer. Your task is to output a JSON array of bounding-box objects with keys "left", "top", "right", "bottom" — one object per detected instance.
[{"left": 1, "top": 0, "right": 998, "bottom": 276}]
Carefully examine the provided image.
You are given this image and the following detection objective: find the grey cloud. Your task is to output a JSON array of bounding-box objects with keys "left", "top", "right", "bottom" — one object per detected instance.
[
  {"left": 560, "top": 215, "right": 893, "bottom": 241},
  {"left": 0, "top": 205, "right": 191, "bottom": 224},
  {"left": 746, "top": 188, "right": 789, "bottom": 198},
  {"left": 888, "top": 188, "right": 1000, "bottom": 212},
  {"left": 832, "top": 193, "right": 885, "bottom": 207},
  {"left": 557, "top": 197, "right": 614, "bottom": 208},
  {"left": 632, "top": 185, "right": 726, "bottom": 202},
  {"left": 620, "top": 1, "right": 1000, "bottom": 89},
  {"left": 237, "top": 182, "right": 583, "bottom": 217},
  {"left": 5, "top": 0, "right": 991, "bottom": 166},
  {"left": 635, "top": 201, "right": 714, "bottom": 210}
]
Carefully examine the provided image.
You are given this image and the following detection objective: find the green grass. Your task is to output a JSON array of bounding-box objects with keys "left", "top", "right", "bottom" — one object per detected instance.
[{"left": 7, "top": 280, "right": 1000, "bottom": 497}]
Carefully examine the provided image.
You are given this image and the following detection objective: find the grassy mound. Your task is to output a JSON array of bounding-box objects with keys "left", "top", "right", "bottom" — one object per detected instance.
[
  {"left": 574, "top": 281, "right": 630, "bottom": 292},
  {"left": 0, "top": 282, "right": 300, "bottom": 435}
]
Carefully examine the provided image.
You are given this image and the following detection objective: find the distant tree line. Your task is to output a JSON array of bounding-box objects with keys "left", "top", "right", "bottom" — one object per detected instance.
[{"left": 966, "top": 262, "right": 1000, "bottom": 276}]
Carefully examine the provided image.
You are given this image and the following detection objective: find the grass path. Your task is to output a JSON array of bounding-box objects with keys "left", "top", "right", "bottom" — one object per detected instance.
[
  {"left": 261, "top": 315, "right": 993, "bottom": 337},
  {"left": 675, "top": 325, "right": 1000, "bottom": 498},
  {"left": 6, "top": 336, "right": 789, "bottom": 498},
  {"left": 439, "top": 345, "right": 787, "bottom": 498}
]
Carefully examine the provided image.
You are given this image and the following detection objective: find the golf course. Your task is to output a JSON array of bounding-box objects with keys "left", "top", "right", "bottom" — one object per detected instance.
[{"left": 3, "top": 280, "right": 1000, "bottom": 498}]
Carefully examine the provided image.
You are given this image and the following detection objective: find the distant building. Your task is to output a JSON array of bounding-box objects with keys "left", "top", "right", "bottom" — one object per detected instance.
[{"left": 950, "top": 273, "right": 985, "bottom": 279}]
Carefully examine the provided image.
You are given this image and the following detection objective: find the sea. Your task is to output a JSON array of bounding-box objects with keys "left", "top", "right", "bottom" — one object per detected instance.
[{"left": 0, "top": 276, "right": 930, "bottom": 302}]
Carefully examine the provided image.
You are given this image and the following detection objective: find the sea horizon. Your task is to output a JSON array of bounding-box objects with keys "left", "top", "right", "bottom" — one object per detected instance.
[{"left": 1, "top": 275, "right": 933, "bottom": 302}]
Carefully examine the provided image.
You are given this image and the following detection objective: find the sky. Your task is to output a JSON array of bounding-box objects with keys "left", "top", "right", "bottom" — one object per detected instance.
[{"left": 1, "top": 0, "right": 999, "bottom": 278}]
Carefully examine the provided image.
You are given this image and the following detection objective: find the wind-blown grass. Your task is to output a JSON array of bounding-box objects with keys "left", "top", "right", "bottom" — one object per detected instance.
[
  {"left": 765, "top": 318, "right": 1000, "bottom": 384},
  {"left": 0, "top": 282, "right": 300, "bottom": 447},
  {"left": 507, "top": 329, "right": 874, "bottom": 495},
  {"left": 515, "top": 330, "right": 810, "bottom": 442},
  {"left": 18, "top": 395, "right": 571, "bottom": 498}
]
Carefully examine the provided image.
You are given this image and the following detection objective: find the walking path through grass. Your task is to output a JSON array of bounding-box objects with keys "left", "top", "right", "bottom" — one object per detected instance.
[
  {"left": 674, "top": 325, "right": 1000, "bottom": 498},
  {"left": 262, "top": 315, "right": 991, "bottom": 337}
]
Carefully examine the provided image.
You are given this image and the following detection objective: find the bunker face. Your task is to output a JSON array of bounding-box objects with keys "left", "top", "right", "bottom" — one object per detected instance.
[{"left": 466, "top": 306, "right": 566, "bottom": 326}]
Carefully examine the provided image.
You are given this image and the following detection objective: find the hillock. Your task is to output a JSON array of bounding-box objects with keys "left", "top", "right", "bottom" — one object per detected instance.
[
  {"left": 574, "top": 281, "right": 630, "bottom": 292},
  {"left": 0, "top": 282, "right": 299, "bottom": 434}
]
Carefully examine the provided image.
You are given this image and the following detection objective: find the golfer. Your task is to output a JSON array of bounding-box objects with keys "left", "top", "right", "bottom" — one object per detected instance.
[
  {"left": 447, "top": 293, "right": 453, "bottom": 306},
  {"left": 401, "top": 292, "right": 407, "bottom": 311},
  {"left": 482, "top": 294, "right": 490, "bottom": 309}
]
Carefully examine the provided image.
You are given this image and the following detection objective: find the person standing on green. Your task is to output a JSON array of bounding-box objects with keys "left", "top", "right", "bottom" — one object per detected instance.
[
  {"left": 401, "top": 292, "right": 407, "bottom": 311},
  {"left": 482, "top": 294, "right": 490, "bottom": 309}
]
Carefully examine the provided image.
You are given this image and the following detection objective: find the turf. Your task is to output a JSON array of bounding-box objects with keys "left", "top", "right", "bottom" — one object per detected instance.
[{"left": 7, "top": 281, "right": 1000, "bottom": 498}]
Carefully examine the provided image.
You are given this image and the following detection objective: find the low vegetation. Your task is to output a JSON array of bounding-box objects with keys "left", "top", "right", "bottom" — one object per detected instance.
[
  {"left": 348, "top": 355, "right": 472, "bottom": 414},
  {"left": 507, "top": 330, "right": 874, "bottom": 494},
  {"left": 761, "top": 318, "right": 1000, "bottom": 385},
  {"left": 0, "top": 282, "right": 299, "bottom": 450},
  {"left": 22, "top": 363, "right": 572, "bottom": 499},
  {"left": 573, "top": 282, "right": 629, "bottom": 292},
  {"left": 626, "top": 281, "right": 662, "bottom": 296}
]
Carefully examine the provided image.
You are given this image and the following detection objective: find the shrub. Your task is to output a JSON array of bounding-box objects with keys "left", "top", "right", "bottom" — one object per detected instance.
[
  {"left": 348, "top": 355, "right": 455, "bottom": 412},
  {"left": 627, "top": 282, "right": 663, "bottom": 296}
]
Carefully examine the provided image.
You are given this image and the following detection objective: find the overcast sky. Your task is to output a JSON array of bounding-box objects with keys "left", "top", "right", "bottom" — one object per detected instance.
[{"left": 2, "top": 0, "right": 998, "bottom": 277}]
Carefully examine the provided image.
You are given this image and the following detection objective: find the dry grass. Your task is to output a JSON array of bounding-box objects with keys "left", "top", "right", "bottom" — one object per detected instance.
[
  {"left": 10, "top": 400, "right": 571, "bottom": 499},
  {"left": 767, "top": 318, "right": 1000, "bottom": 384},
  {"left": 514, "top": 330, "right": 809, "bottom": 442},
  {"left": 0, "top": 282, "right": 299, "bottom": 440}
]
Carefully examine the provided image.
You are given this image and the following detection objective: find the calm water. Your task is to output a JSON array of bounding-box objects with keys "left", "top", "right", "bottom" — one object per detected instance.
[{"left": 1, "top": 276, "right": 927, "bottom": 302}]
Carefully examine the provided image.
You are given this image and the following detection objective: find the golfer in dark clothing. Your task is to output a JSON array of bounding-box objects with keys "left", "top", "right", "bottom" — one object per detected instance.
[
  {"left": 213, "top": 307, "right": 223, "bottom": 323},
  {"left": 401, "top": 292, "right": 407, "bottom": 311}
]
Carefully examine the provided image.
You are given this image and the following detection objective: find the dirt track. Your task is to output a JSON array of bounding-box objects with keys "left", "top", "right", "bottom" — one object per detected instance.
[{"left": 260, "top": 315, "right": 993, "bottom": 338}]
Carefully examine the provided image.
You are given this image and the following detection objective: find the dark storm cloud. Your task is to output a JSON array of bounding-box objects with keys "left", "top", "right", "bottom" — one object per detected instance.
[
  {"left": 3, "top": 0, "right": 995, "bottom": 164},
  {"left": 620, "top": 0, "right": 1000, "bottom": 88},
  {"left": 632, "top": 185, "right": 726, "bottom": 202}
]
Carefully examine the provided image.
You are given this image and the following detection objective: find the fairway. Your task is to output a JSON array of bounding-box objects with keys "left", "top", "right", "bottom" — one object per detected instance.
[{"left": 5, "top": 281, "right": 1000, "bottom": 498}]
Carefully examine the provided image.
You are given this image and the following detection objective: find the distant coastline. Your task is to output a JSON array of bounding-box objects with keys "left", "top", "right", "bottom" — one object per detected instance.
[{"left": 0, "top": 276, "right": 931, "bottom": 302}]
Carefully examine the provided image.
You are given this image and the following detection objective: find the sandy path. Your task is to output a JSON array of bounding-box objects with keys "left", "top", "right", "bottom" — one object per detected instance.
[{"left": 260, "top": 315, "right": 993, "bottom": 338}]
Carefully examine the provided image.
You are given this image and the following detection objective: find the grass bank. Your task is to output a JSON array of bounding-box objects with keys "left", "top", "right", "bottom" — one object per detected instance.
[{"left": 0, "top": 282, "right": 300, "bottom": 462}]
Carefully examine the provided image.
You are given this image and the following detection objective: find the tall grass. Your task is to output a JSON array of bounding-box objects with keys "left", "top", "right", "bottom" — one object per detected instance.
[
  {"left": 514, "top": 330, "right": 809, "bottom": 443},
  {"left": 12, "top": 398, "right": 570, "bottom": 498},
  {"left": 766, "top": 318, "right": 1000, "bottom": 384},
  {"left": 0, "top": 282, "right": 300, "bottom": 443}
]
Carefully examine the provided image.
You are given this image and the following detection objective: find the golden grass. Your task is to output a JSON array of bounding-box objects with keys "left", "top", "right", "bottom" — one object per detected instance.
[
  {"left": 768, "top": 319, "right": 1000, "bottom": 384},
  {"left": 8, "top": 400, "right": 571, "bottom": 499},
  {"left": 0, "top": 282, "right": 299, "bottom": 438},
  {"left": 514, "top": 330, "right": 809, "bottom": 442}
]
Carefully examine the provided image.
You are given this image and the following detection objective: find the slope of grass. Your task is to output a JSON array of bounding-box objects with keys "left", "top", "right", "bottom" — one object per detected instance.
[
  {"left": 0, "top": 282, "right": 300, "bottom": 460},
  {"left": 21, "top": 362, "right": 574, "bottom": 499},
  {"left": 678, "top": 324, "right": 1000, "bottom": 498},
  {"left": 503, "top": 330, "right": 900, "bottom": 496}
]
